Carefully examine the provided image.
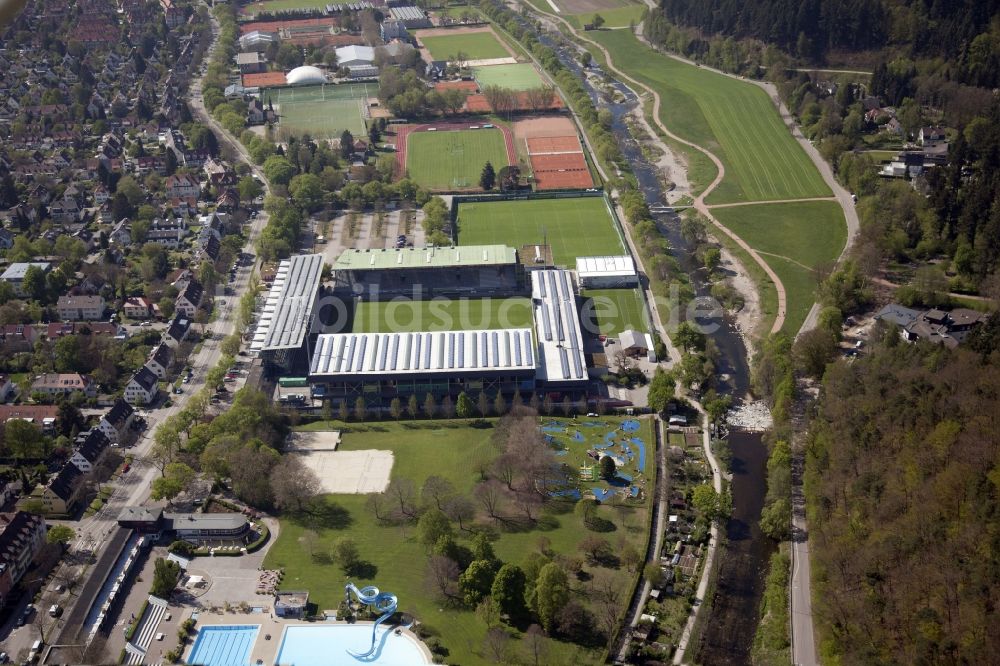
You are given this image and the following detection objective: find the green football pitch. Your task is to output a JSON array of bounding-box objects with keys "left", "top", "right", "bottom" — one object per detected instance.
[
  {"left": 352, "top": 297, "right": 532, "bottom": 333},
  {"left": 406, "top": 129, "right": 510, "bottom": 190},
  {"left": 580, "top": 288, "right": 649, "bottom": 336},
  {"left": 456, "top": 197, "right": 625, "bottom": 267},
  {"left": 263, "top": 83, "right": 376, "bottom": 138},
  {"left": 420, "top": 31, "right": 510, "bottom": 61},
  {"left": 473, "top": 63, "right": 546, "bottom": 91}
]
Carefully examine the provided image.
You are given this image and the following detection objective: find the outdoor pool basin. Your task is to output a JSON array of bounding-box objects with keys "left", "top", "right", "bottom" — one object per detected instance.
[
  {"left": 275, "top": 624, "right": 431, "bottom": 665},
  {"left": 187, "top": 625, "right": 259, "bottom": 666}
]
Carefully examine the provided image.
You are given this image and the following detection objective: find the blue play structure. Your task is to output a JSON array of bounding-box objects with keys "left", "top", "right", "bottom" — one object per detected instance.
[
  {"left": 344, "top": 583, "right": 398, "bottom": 658},
  {"left": 621, "top": 419, "right": 641, "bottom": 432}
]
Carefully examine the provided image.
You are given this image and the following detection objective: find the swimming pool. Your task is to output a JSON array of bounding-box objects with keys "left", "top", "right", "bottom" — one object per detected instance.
[
  {"left": 187, "top": 625, "right": 259, "bottom": 666},
  {"left": 275, "top": 624, "right": 431, "bottom": 665}
]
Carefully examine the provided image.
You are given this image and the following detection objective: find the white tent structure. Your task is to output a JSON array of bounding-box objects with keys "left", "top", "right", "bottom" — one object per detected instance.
[{"left": 285, "top": 65, "right": 327, "bottom": 86}]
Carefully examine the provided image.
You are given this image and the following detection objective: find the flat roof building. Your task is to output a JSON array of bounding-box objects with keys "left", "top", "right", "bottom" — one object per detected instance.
[
  {"left": 333, "top": 245, "right": 520, "bottom": 298},
  {"left": 531, "top": 269, "right": 588, "bottom": 387},
  {"left": 575, "top": 255, "right": 638, "bottom": 288}
]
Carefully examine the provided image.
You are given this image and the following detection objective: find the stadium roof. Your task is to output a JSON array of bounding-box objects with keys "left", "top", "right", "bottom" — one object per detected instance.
[
  {"left": 531, "top": 270, "right": 588, "bottom": 384},
  {"left": 333, "top": 245, "right": 517, "bottom": 271},
  {"left": 311, "top": 329, "right": 535, "bottom": 377},
  {"left": 575, "top": 255, "right": 637, "bottom": 278},
  {"left": 251, "top": 254, "right": 325, "bottom": 352},
  {"left": 286, "top": 65, "right": 327, "bottom": 86}
]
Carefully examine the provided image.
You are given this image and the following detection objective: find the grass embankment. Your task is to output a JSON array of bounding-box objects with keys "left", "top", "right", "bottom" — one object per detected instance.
[
  {"left": 265, "top": 418, "right": 654, "bottom": 666},
  {"left": 588, "top": 29, "right": 830, "bottom": 205},
  {"left": 712, "top": 201, "right": 846, "bottom": 334}
]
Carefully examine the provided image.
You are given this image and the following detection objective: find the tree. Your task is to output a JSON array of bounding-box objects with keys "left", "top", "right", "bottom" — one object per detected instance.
[
  {"left": 580, "top": 51, "right": 592, "bottom": 67},
  {"left": 443, "top": 494, "right": 476, "bottom": 531},
  {"left": 151, "top": 558, "right": 181, "bottom": 598},
  {"left": 459, "top": 559, "right": 497, "bottom": 606},
  {"left": 151, "top": 462, "right": 194, "bottom": 505},
  {"left": 490, "top": 563, "right": 526, "bottom": 623},
  {"left": 478, "top": 392, "right": 490, "bottom": 417},
  {"left": 421, "top": 475, "right": 455, "bottom": 511},
  {"left": 46, "top": 524, "right": 74, "bottom": 546},
  {"left": 793, "top": 328, "right": 838, "bottom": 378},
  {"left": 289, "top": 173, "right": 324, "bottom": 212},
  {"left": 418, "top": 508, "right": 453, "bottom": 549},
  {"left": 674, "top": 320, "right": 706, "bottom": 351},
  {"left": 522, "top": 624, "right": 548, "bottom": 666},
  {"left": 53, "top": 335, "right": 81, "bottom": 374},
  {"left": 691, "top": 484, "right": 728, "bottom": 521},
  {"left": 579, "top": 534, "right": 613, "bottom": 564},
  {"left": 407, "top": 394, "right": 419, "bottom": 419},
  {"left": 533, "top": 563, "right": 569, "bottom": 632},
  {"left": 116, "top": 175, "right": 144, "bottom": 206},
  {"left": 389, "top": 397, "right": 403, "bottom": 420},
  {"left": 493, "top": 393, "right": 507, "bottom": 416},
  {"left": 480, "top": 161, "right": 496, "bottom": 191},
  {"left": 456, "top": 391, "right": 475, "bottom": 418},
  {"left": 354, "top": 396, "right": 367, "bottom": 422},
  {"left": 423, "top": 393, "right": 437, "bottom": 418},
  {"left": 760, "top": 497, "right": 791, "bottom": 540},
  {"left": 472, "top": 532, "right": 498, "bottom": 564},
  {"left": 270, "top": 455, "right": 320, "bottom": 513},
  {"left": 621, "top": 546, "right": 642, "bottom": 573},
  {"left": 57, "top": 402, "right": 85, "bottom": 438},
  {"left": 22, "top": 265, "right": 47, "bottom": 302},
  {"left": 262, "top": 155, "right": 295, "bottom": 186},
  {"left": 339, "top": 130, "right": 354, "bottom": 161},
  {"left": 591, "top": 13, "right": 605, "bottom": 28},
  {"left": 332, "top": 537, "right": 360, "bottom": 574},
  {"left": 599, "top": 455, "right": 617, "bottom": 481},
  {"left": 237, "top": 175, "right": 263, "bottom": 202},
  {"left": 647, "top": 367, "right": 675, "bottom": 413},
  {"left": 427, "top": 555, "right": 461, "bottom": 601}
]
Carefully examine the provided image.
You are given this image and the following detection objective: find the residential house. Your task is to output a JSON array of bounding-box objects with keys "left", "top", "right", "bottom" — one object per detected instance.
[
  {"left": 216, "top": 188, "right": 239, "bottom": 213},
  {"left": 0, "top": 405, "right": 58, "bottom": 434},
  {"left": 163, "top": 317, "right": 191, "bottom": 348},
  {"left": 200, "top": 234, "right": 221, "bottom": 262},
  {"left": 124, "top": 367, "right": 159, "bottom": 406},
  {"left": 0, "top": 262, "right": 51, "bottom": 296},
  {"left": 0, "top": 374, "right": 15, "bottom": 403},
  {"left": 203, "top": 158, "right": 233, "bottom": 187},
  {"left": 245, "top": 98, "right": 275, "bottom": 126},
  {"left": 124, "top": 296, "right": 153, "bottom": 319},
  {"left": 20, "top": 464, "right": 85, "bottom": 515},
  {"left": 876, "top": 303, "right": 989, "bottom": 348},
  {"left": 919, "top": 126, "right": 947, "bottom": 145},
  {"left": 0, "top": 324, "right": 39, "bottom": 353},
  {"left": 0, "top": 512, "right": 47, "bottom": 609},
  {"left": 425, "top": 60, "right": 447, "bottom": 80},
  {"left": 0, "top": 228, "right": 15, "bottom": 250},
  {"left": 97, "top": 398, "right": 135, "bottom": 445},
  {"left": 380, "top": 18, "right": 407, "bottom": 40},
  {"left": 145, "top": 344, "right": 174, "bottom": 379},
  {"left": 69, "top": 430, "right": 111, "bottom": 474},
  {"left": 164, "top": 173, "right": 200, "bottom": 200},
  {"left": 31, "top": 373, "right": 98, "bottom": 399},
  {"left": 175, "top": 279, "right": 203, "bottom": 318},
  {"left": 147, "top": 217, "right": 189, "bottom": 249},
  {"left": 46, "top": 322, "right": 119, "bottom": 339},
  {"left": 93, "top": 184, "right": 110, "bottom": 205},
  {"left": 167, "top": 197, "right": 198, "bottom": 217},
  {"left": 160, "top": 0, "right": 186, "bottom": 29},
  {"left": 56, "top": 295, "right": 106, "bottom": 321}
]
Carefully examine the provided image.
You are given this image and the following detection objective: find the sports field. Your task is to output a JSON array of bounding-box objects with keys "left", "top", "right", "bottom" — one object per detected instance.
[
  {"left": 351, "top": 297, "right": 532, "bottom": 333},
  {"left": 456, "top": 196, "right": 625, "bottom": 267},
  {"left": 406, "top": 129, "right": 510, "bottom": 190},
  {"left": 473, "top": 63, "right": 546, "bottom": 91},
  {"left": 712, "top": 201, "right": 847, "bottom": 333},
  {"left": 590, "top": 30, "right": 831, "bottom": 204},
  {"left": 421, "top": 31, "right": 510, "bottom": 61},
  {"left": 581, "top": 288, "right": 649, "bottom": 336},
  {"left": 263, "top": 82, "right": 376, "bottom": 138}
]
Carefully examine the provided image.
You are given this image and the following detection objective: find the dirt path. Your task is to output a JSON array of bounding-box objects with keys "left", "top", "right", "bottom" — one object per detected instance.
[{"left": 707, "top": 196, "right": 837, "bottom": 209}]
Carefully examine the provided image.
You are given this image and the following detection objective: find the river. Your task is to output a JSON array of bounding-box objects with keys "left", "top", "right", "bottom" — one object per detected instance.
[{"left": 516, "top": 16, "right": 773, "bottom": 663}]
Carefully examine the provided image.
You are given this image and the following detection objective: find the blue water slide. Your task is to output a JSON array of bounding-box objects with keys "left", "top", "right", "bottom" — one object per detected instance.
[{"left": 344, "top": 582, "right": 398, "bottom": 658}]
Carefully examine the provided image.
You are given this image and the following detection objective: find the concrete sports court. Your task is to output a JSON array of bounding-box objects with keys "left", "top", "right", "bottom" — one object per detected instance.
[{"left": 285, "top": 432, "right": 393, "bottom": 494}]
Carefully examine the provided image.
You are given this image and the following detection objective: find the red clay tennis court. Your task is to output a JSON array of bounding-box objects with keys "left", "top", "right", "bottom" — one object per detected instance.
[
  {"left": 529, "top": 152, "right": 593, "bottom": 189},
  {"left": 526, "top": 136, "right": 582, "bottom": 153}
]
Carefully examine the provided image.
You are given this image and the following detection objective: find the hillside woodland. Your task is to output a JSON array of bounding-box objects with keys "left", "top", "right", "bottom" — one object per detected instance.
[{"left": 804, "top": 316, "right": 1000, "bottom": 662}]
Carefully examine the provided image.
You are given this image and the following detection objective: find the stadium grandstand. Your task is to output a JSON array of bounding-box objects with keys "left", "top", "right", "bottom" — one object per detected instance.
[
  {"left": 309, "top": 329, "right": 537, "bottom": 407},
  {"left": 332, "top": 245, "right": 522, "bottom": 298},
  {"left": 531, "top": 269, "right": 589, "bottom": 388},
  {"left": 575, "top": 256, "right": 638, "bottom": 288},
  {"left": 251, "top": 254, "right": 325, "bottom": 371}
]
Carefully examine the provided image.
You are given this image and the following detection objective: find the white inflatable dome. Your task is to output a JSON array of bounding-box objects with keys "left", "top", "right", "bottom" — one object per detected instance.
[{"left": 285, "top": 65, "right": 326, "bottom": 86}]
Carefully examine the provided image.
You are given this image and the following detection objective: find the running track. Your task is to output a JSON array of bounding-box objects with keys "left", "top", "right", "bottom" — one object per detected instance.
[{"left": 394, "top": 122, "right": 517, "bottom": 179}]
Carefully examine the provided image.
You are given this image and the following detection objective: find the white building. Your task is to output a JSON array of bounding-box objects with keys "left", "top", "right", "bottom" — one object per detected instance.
[
  {"left": 124, "top": 367, "right": 159, "bottom": 405},
  {"left": 335, "top": 45, "right": 375, "bottom": 68},
  {"left": 56, "top": 295, "right": 106, "bottom": 321},
  {"left": 575, "top": 256, "right": 638, "bottom": 289}
]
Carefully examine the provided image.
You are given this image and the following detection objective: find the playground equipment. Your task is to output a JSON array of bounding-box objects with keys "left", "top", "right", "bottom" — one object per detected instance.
[
  {"left": 579, "top": 462, "right": 597, "bottom": 481},
  {"left": 344, "top": 582, "right": 398, "bottom": 658}
]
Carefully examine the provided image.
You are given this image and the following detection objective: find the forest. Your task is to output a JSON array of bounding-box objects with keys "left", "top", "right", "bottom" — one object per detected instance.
[
  {"left": 803, "top": 315, "right": 1000, "bottom": 662},
  {"left": 657, "top": 0, "right": 1000, "bottom": 84}
]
